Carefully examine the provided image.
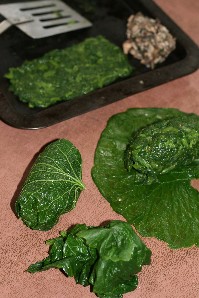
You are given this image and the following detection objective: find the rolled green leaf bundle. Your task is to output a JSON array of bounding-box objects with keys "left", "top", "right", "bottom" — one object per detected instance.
[{"left": 15, "top": 139, "right": 85, "bottom": 230}]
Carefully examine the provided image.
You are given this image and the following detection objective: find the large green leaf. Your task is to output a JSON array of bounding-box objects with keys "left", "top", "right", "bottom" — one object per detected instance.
[
  {"left": 92, "top": 108, "right": 199, "bottom": 248},
  {"left": 27, "top": 221, "right": 151, "bottom": 298},
  {"left": 15, "top": 139, "right": 85, "bottom": 230}
]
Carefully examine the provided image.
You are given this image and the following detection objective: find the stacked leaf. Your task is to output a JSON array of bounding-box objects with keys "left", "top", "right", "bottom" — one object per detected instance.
[{"left": 27, "top": 220, "right": 151, "bottom": 298}]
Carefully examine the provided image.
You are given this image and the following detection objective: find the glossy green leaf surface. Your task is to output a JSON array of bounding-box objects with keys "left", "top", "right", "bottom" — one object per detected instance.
[
  {"left": 15, "top": 139, "right": 85, "bottom": 230},
  {"left": 27, "top": 220, "right": 151, "bottom": 298},
  {"left": 92, "top": 108, "right": 199, "bottom": 248}
]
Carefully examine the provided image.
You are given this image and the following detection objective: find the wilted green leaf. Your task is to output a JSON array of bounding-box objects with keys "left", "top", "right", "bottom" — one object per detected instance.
[{"left": 27, "top": 220, "right": 151, "bottom": 298}]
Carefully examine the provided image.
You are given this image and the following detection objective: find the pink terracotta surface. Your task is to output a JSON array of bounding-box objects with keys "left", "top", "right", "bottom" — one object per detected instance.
[{"left": 0, "top": 0, "right": 199, "bottom": 297}]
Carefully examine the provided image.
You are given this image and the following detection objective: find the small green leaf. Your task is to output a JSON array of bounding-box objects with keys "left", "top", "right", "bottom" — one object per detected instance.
[{"left": 15, "top": 139, "right": 85, "bottom": 230}]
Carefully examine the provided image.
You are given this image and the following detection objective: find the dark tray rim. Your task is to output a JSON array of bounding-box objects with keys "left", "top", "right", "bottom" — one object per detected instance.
[{"left": 0, "top": 0, "right": 199, "bottom": 130}]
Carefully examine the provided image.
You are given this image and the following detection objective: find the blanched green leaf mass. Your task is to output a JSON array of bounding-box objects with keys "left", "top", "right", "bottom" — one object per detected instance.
[
  {"left": 27, "top": 220, "right": 151, "bottom": 298},
  {"left": 124, "top": 115, "right": 199, "bottom": 182},
  {"left": 5, "top": 36, "right": 133, "bottom": 108},
  {"left": 15, "top": 139, "right": 85, "bottom": 230},
  {"left": 92, "top": 108, "right": 199, "bottom": 248}
]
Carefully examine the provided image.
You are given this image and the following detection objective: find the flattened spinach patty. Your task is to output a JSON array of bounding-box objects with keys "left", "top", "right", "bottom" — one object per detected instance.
[{"left": 5, "top": 36, "right": 133, "bottom": 108}]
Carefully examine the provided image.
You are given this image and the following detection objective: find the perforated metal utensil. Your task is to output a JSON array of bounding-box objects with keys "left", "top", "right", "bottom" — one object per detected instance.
[{"left": 0, "top": 0, "right": 92, "bottom": 39}]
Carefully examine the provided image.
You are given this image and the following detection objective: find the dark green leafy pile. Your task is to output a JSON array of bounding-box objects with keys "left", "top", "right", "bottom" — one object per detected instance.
[
  {"left": 124, "top": 114, "right": 199, "bottom": 183},
  {"left": 5, "top": 35, "right": 133, "bottom": 108},
  {"left": 15, "top": 139, "right": 85, "bottom": 231},
  {"left": 92, "top": 108, "right": 199, "bottom": 248},
  {"left": 27, "top": 220, "right": 151, "bottom": 298}
]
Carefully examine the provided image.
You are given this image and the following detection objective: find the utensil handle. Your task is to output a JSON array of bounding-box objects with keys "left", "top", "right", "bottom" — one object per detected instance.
[{"left": 0, "top": 20, "right": 11, "bottom": 34}]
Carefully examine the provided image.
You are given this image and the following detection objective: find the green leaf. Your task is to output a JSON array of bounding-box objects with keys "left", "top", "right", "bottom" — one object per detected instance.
[
  {"left": 27, "top": 221, "right": 151, "bottom": 298},
  {"left": 90, "top": 258, "right": 138, "bottom": 297},
  {"left": 27, "top": 224, "right": 97, "bottom": 282},
  {"left": 78, "top": 220, "right": 148, "bottom": 262},
  {"left": 79, "top": 220, "right": 151, "bottom": 297},
  {"left": 15, "top": 139, "right": 85, "bottom": 230},
  {"left": 92, "top": 108, "right": 199, "bottom": 248}
]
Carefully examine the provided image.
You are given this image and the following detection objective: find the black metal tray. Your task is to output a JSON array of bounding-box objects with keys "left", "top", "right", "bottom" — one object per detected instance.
[{"left": 0, "top": 0, "right": 198, "bottom": 129}]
